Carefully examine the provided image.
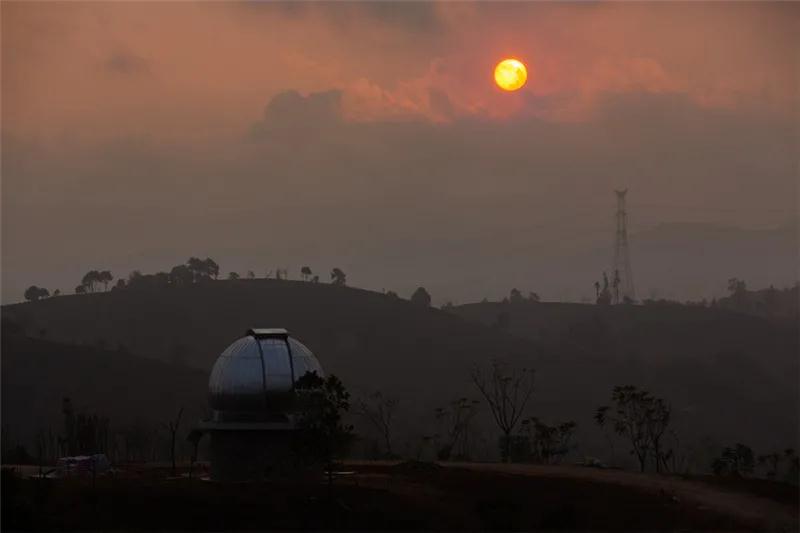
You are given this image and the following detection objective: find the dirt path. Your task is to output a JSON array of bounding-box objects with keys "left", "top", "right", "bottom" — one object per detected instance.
[{"left": 443, "top": 462, "right": 798, "bottom": 531}]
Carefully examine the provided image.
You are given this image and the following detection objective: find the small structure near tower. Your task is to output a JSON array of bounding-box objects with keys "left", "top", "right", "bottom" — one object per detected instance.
[
  {"left": 612, "top": 189, "right": 635, "bottom": 303},
  {"left": 192, "top": 328, "right": 324, "bottom": 482}
]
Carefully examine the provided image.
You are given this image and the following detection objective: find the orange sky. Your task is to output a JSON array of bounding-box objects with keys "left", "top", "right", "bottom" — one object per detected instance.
[
  {"left": 4, "top": 2, "right": 796, "bottom": 142},
  {"left": 2, "top": 2, "right": 798, "bottom": 304}
]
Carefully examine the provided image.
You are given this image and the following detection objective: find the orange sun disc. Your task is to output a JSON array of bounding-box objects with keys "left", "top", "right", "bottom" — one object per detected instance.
[{"left": 494, "top": 58, "right": 527, "bottom": 91}]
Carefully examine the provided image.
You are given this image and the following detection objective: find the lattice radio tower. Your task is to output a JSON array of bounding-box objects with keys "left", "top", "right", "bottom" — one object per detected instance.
[{"left": 612, "top": 189, "right": 635, "bottom": 303}]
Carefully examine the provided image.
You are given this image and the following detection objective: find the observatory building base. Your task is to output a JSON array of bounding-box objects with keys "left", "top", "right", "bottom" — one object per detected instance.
[{"left": 198, "top": 421, "right": 297, "bottom": 482}]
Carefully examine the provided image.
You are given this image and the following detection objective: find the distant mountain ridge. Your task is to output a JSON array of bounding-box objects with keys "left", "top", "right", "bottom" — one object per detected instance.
[{"left": 3, "top": 220, "right": 795, "bottom": 306}]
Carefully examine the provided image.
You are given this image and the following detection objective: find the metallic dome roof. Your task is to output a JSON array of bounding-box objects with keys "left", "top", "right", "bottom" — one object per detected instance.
[{"left": 208, "top": 329, "right": 323, "bottom": 421}]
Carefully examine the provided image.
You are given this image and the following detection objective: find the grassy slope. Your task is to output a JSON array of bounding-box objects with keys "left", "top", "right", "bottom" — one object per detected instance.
[
  {"left": 1, "top": 331, "right": 207, "bottom": 447},
  {"left": 3, "top": 281, "right": 797, "bottom": 460}
]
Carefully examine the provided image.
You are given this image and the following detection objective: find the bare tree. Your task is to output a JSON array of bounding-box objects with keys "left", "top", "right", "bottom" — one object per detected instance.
[
  {"left": 434, "top": 397, "right": 481, "bottom": 460},
  {"left": 355, "top": 391, "right": 398, "bottom": 458},
  {"left": 471, "top": 359, "right": 535, "bottom": 462},
  {"left": 166, "top": 407, "right": 184, "bottom": 477},
  {"left": 647, "top": 398, "right": 671, "bottom": 473}
]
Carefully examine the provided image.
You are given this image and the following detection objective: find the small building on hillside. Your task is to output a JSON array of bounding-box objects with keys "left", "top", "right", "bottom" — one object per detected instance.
[{"left": 191, "top": 328, "right": 324, "bottom": 482}]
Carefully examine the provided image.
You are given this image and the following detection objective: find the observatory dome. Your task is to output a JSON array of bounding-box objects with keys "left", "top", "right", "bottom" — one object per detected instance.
[{"left": 208, "top": 329, "right": 323, "bottom": 421}]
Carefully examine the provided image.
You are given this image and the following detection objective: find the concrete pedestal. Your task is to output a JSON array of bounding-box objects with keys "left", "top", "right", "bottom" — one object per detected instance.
[{"left": 198, "top": 421, "right": 297, "bottom": 482}]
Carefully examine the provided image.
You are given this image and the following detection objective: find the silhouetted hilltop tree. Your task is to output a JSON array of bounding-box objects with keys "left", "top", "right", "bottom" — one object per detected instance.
[
  {"left": 411, "top": 287, "right": 432, "bottom": 307},
  {"left": 112, "top": 279, "right": 126, "bottom": 291},
  {"left": 727, "top": 277, "right": 747, "bottom": 297},
  {"left": 227, "top": 272, "right": 240, "bottom": 280},
  {"left": 596, "top": 272, "right": 612, "bottom": 305},
  {"left": 715, "top": 280, "right": 798, "bottom": 321},
  {"left": 75, "top": 284, "right": 87, "bottom": 294},
  {"left": 509, "top": 288, "right": 523, "bottom": 303},
  {"left": 127, "top": 270, "right": 170, "bottom": 290},
  {"left": 528, "top": 292, "right": 540, "bottom": 302},
  {"left": 52, "top": 289, "right": 61, "bottom": 297},
  {"left": 170, "top": 265, "right": 194, "bottom": 286},
  {"left": 204, "top": 258, "right": 219, "bottom": 280},
  {"left": 330, "top": 268, "right": 346, "bottom": 286},
  {"left": 81, "top": 270, "right": 101, "bottom": 292},
  {"left": 186, "top": 257, "right": 205, "bottom": 281},
  {"left": 186, "top": 257, "right": 218, "bottom": 282},
  {"left": 24, "top": 286, "right": 50, "bottom": 302},
  {"left": 301, "top": 266, "right": 312, "bottom": 281},
  {"left": 247, "top": 270, "right": 255, "bottom": 279},
  {"left": 472, "top": 359, "right": 535, "bottom": 462},
  {"left": 98, "top": 270, "right": 113, "bottom": 291}
]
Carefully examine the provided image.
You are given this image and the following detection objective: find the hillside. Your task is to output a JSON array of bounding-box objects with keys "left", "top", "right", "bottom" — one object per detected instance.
[
  {"left": 1, "top": 327, "right": 207, "bottom": 451},
  {"left": 3, "top": 280, "right": 797, "bottom": 463},
  {"left": 2, "top": 281, "right": 537, "bottom": 451},
  {"left": 453, "top": 300, "right": 798, "bottom": 454}
]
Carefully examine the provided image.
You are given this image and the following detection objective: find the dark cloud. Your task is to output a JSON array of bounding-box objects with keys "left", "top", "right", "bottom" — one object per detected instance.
[
  {"left": 233, "top": 1, "right": 442, "bottom": 34},
  {"left": 356, "top": 2, "right": 441, "bottom": 32},
  {"left": 104, "top": 49, "right": 149, "bottom": 75},
  {"left": 250, "top": 90, "right": 343, "bottom": 142}
]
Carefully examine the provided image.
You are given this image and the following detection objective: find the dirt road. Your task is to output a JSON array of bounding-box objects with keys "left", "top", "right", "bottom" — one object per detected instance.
[{"left": 443, "top": 462, "right": 798, "bottom": 531}]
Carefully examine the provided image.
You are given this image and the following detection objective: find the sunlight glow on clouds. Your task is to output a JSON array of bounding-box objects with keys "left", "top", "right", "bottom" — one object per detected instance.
[
  {"left": 3, "top": 1, "right": 796, "bottom": 143},
  {"left": 2, "top": 1, "right": 797, "bottom": 304}
]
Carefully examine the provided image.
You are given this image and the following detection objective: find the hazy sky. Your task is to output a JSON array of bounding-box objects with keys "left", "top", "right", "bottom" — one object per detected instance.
[{"left": 2, "top": 2, "right": 798, "bottom": 304}]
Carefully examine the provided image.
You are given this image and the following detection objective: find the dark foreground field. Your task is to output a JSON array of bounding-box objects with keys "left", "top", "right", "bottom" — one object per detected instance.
[{"left": 3, "top": 462, "right": 797, "bottom": 531}]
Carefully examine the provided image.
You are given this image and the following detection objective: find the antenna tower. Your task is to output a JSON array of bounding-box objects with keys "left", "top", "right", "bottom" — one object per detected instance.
[{"left": 613, "top": 189, "right": 635, "bottom": 303}]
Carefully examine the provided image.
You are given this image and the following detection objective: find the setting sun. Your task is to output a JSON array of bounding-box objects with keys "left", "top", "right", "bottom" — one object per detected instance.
[{"left": 494, "top": 58, "right": 527, "bottom": 91}]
